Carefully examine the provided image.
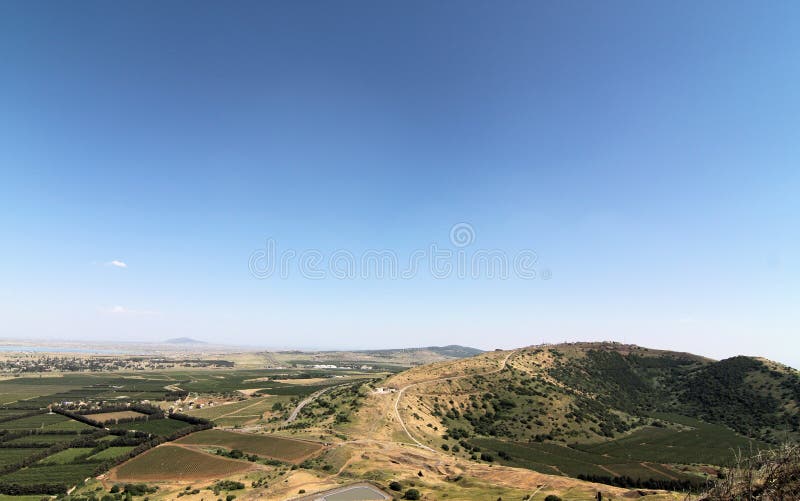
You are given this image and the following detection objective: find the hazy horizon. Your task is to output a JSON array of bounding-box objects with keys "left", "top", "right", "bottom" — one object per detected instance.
[{"left": 2, "top": 3, "right": 798, "bottom": 368}]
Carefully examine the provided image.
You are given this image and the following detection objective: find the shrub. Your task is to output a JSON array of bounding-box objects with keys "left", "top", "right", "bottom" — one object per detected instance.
[
  {"left": 403, "top": 488, "right": 421, "bottom": 500},
  {"left": 701, "top": 442, "right": 800, "bottom": 500},
  {"left": 389, "top": 481, "right": 402, "bottom": 491}
]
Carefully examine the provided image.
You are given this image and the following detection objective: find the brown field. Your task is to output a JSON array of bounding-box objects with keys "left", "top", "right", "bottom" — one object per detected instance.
[
  {"left": 113, "top": 445, "right": 254, "bottom": 481},
  {"left": 85, "top": 410, "right": 147, "bottom": 422},
  {"left": 175, "top": 429, "right": 323, "bottom": 463}
]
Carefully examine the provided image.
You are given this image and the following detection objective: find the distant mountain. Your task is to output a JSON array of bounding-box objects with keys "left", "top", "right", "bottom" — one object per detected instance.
[
  {"left": 356, "top": 345, "right": 483, "bottom": 359},
  {"left": 425, "top": 345, "right": 484, "bottom": 358},
  {"left": 163, "top": 337, "right": 206, "bottom": 344}
]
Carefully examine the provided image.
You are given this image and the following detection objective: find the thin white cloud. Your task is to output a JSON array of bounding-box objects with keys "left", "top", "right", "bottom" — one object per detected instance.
[
  {"left": 108, "top": 260, "right": 128, "bottom": 268},
  {"left": 104, "top": 305, "right": 158, "bottom": 316}
]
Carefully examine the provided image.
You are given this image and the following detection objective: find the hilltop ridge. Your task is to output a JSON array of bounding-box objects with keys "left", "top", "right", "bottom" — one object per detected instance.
[{"left": 382, "top": 341, "right": 799, "bottom": 491}]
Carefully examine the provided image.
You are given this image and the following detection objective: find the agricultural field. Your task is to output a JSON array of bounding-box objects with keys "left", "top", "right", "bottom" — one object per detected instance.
[
  {"left": 0, "top": 364, "right": 377, "bottom": 496},
  {"left": 113, "top": 445, "right": 254, "bottom": 481},
  {"left": 0, "top": 448, "right": 41, "bottom": 467},
  {"left": 114, "top": 417, "right": 193, "bottom": 436},
  {"left": 5, "top": 433, "right": 87, "bottom": 445},
  {"left": 175, "top": 429, "right": 324, "bottom": 463},
  {"left": 574, "top": 414, "right": 769, "bottom": 465},
  {"left": 83, "top": 410, "right": 147, "bottom": 422},
  {"left": 87, "top": 446, "right": 135, "bottom": 460},
  {"left": 185, "top": 394, "right": 294, "bottom": 427},
  {"left": 0, "top": 462, "right": 99, "bottom": 485},
  {"left": 0, "top": 413, "right": 74, "bottom": 430},
  {"left": 468, "top": 413, "right": 764, "bottom": 485},
  {"left": 38, "top": 447, "right": 94, "bottom": 464},
  {"left": 40, "top": 418, "right": 94, "bottom": 431},
  {"left": 0, "top": 409, "right": 34, "bottom": 420}
]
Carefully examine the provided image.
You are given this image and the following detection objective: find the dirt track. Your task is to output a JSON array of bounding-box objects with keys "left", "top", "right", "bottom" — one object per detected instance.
[{"left": 393, "top": 350, "right": 515, "bottom": 451}]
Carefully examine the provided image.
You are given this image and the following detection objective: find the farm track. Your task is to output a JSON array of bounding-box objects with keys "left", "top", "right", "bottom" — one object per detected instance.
[
  {"left": 393, "top": 350, "right": 516, "bottom": 452},
  {"left": 640, "top": 462, "right": 678, "bottom": 480},
  {"left": 215, "top": 396, "right": 270, "bottom": 420},
  {"left": 285, "top": 383, "right": 351, "bottom": 424}
]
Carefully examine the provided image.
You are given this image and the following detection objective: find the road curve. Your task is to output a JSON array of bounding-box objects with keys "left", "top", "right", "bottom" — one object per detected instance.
[
  {"left": 285, "top": 383, "right": 349, "bottom": 424},
  {"left": 393, "top": 350, "right": 515, "bottom": 452}
]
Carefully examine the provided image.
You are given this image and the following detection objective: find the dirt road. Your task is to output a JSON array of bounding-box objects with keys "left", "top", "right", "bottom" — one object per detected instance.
[{"left": 393, "top": 350, "right": 515, "bottom": 452}]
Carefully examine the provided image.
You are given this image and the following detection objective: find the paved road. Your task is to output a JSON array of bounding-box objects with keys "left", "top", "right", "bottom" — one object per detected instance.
[{"left": 393, "top": 350, "right": 515, "bottom": 452}]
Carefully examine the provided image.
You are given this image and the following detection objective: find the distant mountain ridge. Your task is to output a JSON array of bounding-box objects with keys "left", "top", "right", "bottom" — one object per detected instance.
[
  {"left": 163, "top": 337, "right": 206, "bottom": 344},
  {"left": 356, "top": 344, "right": 483, "bottom": 358}
]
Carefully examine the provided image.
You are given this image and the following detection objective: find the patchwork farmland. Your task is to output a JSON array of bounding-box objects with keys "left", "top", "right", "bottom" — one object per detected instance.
[{"left": 0, "top": 365, "right": 380, "bottom": 498}]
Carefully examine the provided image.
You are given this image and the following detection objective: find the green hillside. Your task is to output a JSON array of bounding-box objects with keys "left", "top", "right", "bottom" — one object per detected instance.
[{"left": 404, "top": 342, "right": 798, "bottom": 488}]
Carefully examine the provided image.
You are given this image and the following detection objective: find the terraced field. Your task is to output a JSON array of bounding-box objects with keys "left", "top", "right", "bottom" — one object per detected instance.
[
  {"left": 175, "top": 429, "right": 324, "bottom": 463},
  {"left": 113, "top": 445, "right": 253, "bottom": 481}
]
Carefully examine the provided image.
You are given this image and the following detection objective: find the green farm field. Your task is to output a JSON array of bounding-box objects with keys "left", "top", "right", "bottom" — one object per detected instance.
[
  {"left": 0, "top": 448, "right": 43, "bottom": 467},
  {"left": 38, "top": 447, "right": 94, "bottom": 465},
  {"left": 471, "top": 414, "right": 765, "bottom": 483},
  {"left": 87, "top": 446, "right": 135, "bottom": 461},
  {"left": 113, "top": 445, "right": 253, "bottom": 481},
  {"left": 0, "top": 462, "right": 99, "bottom": 486},
  {"left": 575, "top": 414, "right": 769, "bottom": 464},
  {"left": 4, "top": 433, "right": 86, "bottom": 445},
  {"left": 0, "top": 413, "right": 74, "bottom": 430},
  {"left": 186, "top": 395, "right": 293, "bottom": 427},
  {"left": 175, "top": 429, "right": 324, "bottom": 463},
  {"left": 113, "top": 418, "right": 193, "bottom": 436}
]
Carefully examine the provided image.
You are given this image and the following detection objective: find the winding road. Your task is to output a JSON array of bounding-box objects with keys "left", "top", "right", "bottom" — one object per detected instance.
[
  {"left": 285, "top": 383, "right": 351, "bottom": 424},
  {"left": 393, "top": 350, "right": 515, "bottom": 452}
]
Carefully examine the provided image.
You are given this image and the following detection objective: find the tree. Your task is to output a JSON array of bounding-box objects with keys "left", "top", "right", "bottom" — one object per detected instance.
[
  {"left": 403, "top": 488, "right": 421, "bottom": 500},
  {"left": 545, "top": 496, "right": 562, "bottom": 501},
  {"left": 389, "top": 481, "right": 402, "bottom": 491}
]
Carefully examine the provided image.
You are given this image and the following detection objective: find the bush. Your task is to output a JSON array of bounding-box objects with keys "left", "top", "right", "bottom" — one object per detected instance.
[
  {"left": 701, "top": 442, "right": 800, "bottom": 500},
  {"left": 403, "top": 488, "right": 421, "bottom": 500},
  {"left": 389, "top": 481, "right": 402, "bottom": 491},
  {"left": 545, "top": 496, "right": 562, "bottom": 501}
]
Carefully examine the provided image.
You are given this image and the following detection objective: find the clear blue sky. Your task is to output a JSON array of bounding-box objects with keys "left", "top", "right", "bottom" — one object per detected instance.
[{"left": 1, "top": 2, "right": 798, "bottom": 367}]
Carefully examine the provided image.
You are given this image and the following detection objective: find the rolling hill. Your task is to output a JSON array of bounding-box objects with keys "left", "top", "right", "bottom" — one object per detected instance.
[
  {"left": 355, "top": 344, "right": 483, "bottom": 359},
  {"left": 387, "top": 342, "right": 799, "bottom": 489}
]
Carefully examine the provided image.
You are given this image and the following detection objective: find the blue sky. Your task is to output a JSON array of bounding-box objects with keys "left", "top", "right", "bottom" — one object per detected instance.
[{"left": 1, "top": 2, "right": 798, "bottom": 366}]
